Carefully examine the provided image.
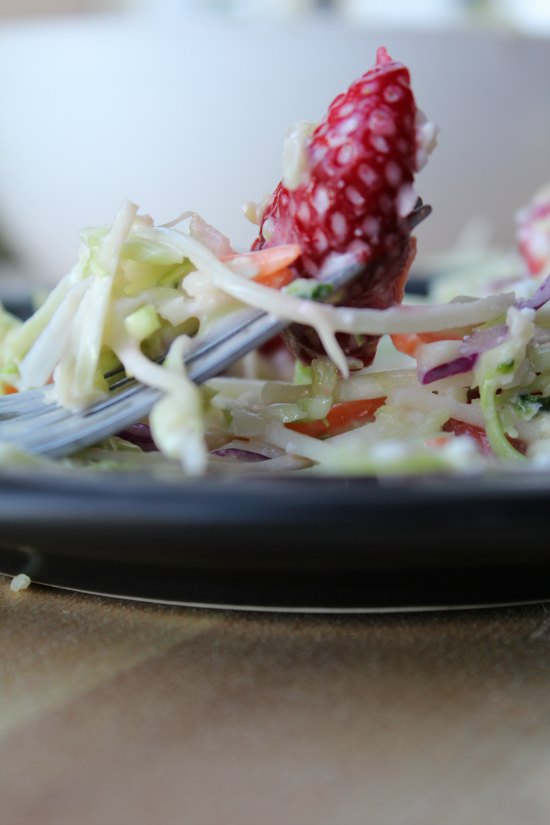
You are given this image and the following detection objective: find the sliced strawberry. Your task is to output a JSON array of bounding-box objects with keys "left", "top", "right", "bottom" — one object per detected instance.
[
  {"left": 516, "top": 185, "right": 550, "bottom": 277},
  {"left": 442, "top": 418, "right": 527, "bottom": 457},
  {"left": 253, "top": 46, "right": 433, "bottom": 366}
]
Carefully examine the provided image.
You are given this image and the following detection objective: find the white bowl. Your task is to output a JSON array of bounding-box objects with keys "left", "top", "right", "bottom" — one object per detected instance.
[{"left": 0, "top": 13, "right": 549, "bottom": 284}]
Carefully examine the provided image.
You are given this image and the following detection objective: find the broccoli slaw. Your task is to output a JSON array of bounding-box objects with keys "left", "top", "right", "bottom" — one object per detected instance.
[{"left": 0, "top": 183, "right": 550, "bottom": 479}]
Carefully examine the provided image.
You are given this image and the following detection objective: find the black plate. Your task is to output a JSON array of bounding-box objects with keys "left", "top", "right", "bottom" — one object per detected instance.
[
  {"left": 1, "top": 281, "right": 549, "bottom": 612},
  {"left": 0, "top": 467, "right": 549, "bottom": 611}
]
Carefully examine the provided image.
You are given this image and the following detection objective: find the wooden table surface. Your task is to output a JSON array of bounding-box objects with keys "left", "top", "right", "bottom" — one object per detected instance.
[{"left": 1, "top": 578, "right": 550, "bottom": 824}]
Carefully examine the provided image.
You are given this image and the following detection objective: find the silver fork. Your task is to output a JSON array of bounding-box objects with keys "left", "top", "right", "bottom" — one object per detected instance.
[{"left": 0, "top": 203, "right": 431, "bottom": 457}]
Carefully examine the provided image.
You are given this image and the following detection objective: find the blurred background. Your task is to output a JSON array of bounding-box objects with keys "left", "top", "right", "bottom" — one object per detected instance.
[{"left": 0, "top": 0, "right": 549, "bottom": 290}]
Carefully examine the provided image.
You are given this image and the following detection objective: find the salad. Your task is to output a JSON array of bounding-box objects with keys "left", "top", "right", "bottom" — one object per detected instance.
[{"left": 2, "top": 47, "right": 550, "bottom": 479}]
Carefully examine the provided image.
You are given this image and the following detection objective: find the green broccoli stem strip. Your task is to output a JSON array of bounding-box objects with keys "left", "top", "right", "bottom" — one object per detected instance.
[{"left": 479, "top": 378, "right": 525, "bottom": 462}]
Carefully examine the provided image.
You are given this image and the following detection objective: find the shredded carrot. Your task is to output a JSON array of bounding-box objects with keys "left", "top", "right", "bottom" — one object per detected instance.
[
  {"left": 287, "top": 397, "right": 386, "bottom": 438},
  {"left": 252, "top": 266, "right": 295, "bottom": 289},
  {"left": 425, "top": 434, "right": 451, "bottom": 449},
  {"left": 221, "top": 244, "right": 301, "bottom": 290},
  {"left": 222, "top": 244, "right": 302, "bottom": 277},
  {"left": 3, "top": 385, "right": 17, "bottom": 395},
  {"left": 391, "top": 329, "right": 465, "bottom": 358}
]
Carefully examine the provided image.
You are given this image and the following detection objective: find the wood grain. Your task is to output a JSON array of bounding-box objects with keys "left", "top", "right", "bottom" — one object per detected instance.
[{"left": 1, "top": 579, "right": 549, "bottom": 824}]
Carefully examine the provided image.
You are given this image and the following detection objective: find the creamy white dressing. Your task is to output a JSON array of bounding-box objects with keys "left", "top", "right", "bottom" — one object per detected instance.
[{"left": 282, "top": 120, "right": 316, "bottom": 191}]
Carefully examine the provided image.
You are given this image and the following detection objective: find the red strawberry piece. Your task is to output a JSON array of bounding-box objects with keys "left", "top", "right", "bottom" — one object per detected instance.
[
  {"left": 442, "top": 418, "right": 527, "bottom": 457},
  {"left": 516, "top": 187, "right": 550, "bottom": 277},
  {"left": 253, "top": 46, "right": 429, "bottom": 366}
]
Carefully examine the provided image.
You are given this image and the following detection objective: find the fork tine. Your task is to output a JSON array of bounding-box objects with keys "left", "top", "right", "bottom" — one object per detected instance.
[
  {"left": 407, "top": 200, "right": 432, "bottom": 231},
  {"left": 0, "top": 389, "right": 55, "bottom": 417},
  {"left": 10, "top": 313, "right": 288, "bottom": 456},
  {"left": 21, "top": 386, "right": 161, "bottom": 457}
]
